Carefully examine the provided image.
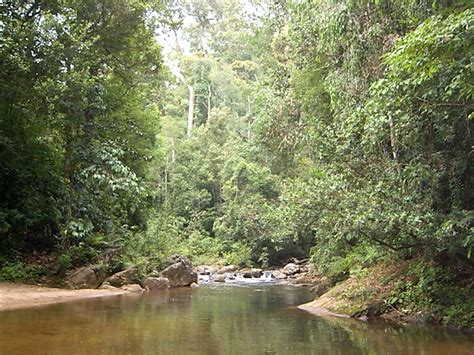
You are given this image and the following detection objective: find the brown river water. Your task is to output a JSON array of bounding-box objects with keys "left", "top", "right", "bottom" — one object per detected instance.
[{"left": 0, "top": 283, "right": 473, "bottom": 354}]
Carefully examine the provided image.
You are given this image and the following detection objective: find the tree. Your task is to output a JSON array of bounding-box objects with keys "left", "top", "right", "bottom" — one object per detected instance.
[{"left": 0, "top": 0, "right": 164, "bottom": 255}]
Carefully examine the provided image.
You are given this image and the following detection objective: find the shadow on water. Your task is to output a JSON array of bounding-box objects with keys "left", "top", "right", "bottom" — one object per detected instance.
[{"left": 0, "top": 284, "right": 473, "bottom": 354}]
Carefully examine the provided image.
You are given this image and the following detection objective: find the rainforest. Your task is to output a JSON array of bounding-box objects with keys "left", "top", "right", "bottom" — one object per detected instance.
[{"left": 0, "top": 0, "right": 473, "bottom": 334}]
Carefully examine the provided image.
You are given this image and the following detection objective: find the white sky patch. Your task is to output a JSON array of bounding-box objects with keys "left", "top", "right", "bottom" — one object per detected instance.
[{"left": 152, "top": 0, "right": 268, "bottom": 79}]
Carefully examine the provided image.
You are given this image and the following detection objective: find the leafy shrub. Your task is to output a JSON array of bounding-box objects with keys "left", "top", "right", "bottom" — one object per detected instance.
[
  {"left": 312, "top": 243, "right": 382, "bottom": 282},
  {"left": 221, "top": 241, "right": 252, "bottom": 267},
  {"left": 0, "top": 261, "right": 46, "bottom": 283},
  {"left": 55, "top": 254, "right": 72, "bottom": 276},
  {"left": 179, "top": 232, "right": 222, "bottom": 265},
  {"left": 66, "top": 245, "right": 99, "bottom": 267},
  {"left": 388, "top": 259, "right": 474, "bottom": 327}
]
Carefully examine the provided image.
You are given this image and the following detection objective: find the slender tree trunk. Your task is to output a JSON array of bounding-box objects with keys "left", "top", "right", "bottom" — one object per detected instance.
[
  {"left": 173, "top": 29, "right": 195, "bottom": 137},
  {"left": 388, "top": 114, "right": 398, "bottom": 161},
  {"left": 388, "top": 114, "right": 401, "bottom": 178},
  {"left": 199, "top": 26, "right": 206, "bottom": 54},
  {"left": 164, "top": 153, "right": 168, "bottom": 204},
  {"left": 173, "top": 29, "right": 182, "bottom": 54},
  {"left": 62, "top": 120, "right": 75, "bottom": 246},
  {"left": 187, "top": 85, "right": 195, "bottom": 137},
  {"left": 170, "top": 138, "right": 176, "bottom": 164}
]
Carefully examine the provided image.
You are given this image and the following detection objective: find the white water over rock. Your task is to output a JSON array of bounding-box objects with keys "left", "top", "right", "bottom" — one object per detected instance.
[{"left": 199, "top": 270, "right": 275, "bottom": 284}]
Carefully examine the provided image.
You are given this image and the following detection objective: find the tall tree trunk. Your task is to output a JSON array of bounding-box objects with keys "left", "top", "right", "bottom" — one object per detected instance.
[
  {"left": 164, "top": 153, "right": 169, "bottom": 204},
  {"left": 62, "top": 120, "right": 75, "bottom": 246},
  {"left": 388, "top": 114, "right": 401, "bottom": 177},
  {"left": 388, "top": 114, "right": 398, "bottom": 161},
  {"left": 170, "top": 138, "right": 176, "bottom": 164},
  {"left": 173, "top": 28, "right": 195, "bottom": 137},
  {"left": 199, "top": 24, "right": 206, "bottom": 54}
]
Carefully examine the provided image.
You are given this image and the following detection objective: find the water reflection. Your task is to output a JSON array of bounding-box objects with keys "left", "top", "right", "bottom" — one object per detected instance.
[{"left": 0, "top": 284, "right": 472, "bottom": 354}]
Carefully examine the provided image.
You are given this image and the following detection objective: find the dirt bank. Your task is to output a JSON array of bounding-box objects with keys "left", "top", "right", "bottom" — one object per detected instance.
[
  {"left": 297, "top": 303, "right": 351, "bottom": 319},
  {"left": 0, "top": 283, "right": 127, "bottom": 311},
  {"left": 298, "top": 262, "right": 410, "bottom": 320}
]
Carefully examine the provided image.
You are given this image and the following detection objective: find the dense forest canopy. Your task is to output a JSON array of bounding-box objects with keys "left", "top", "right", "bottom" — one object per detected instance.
[{"left": 0, "top": 0, "right": 473, "bottom": 326}]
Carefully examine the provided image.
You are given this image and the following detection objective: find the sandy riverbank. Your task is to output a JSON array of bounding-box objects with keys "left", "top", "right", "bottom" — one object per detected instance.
[{"left": 0, "top": 283, "right": 127, "bottom": 311}]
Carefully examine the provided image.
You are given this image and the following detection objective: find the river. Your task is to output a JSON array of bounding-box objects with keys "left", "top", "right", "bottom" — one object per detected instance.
[{"left": 0, "top": 283, "right": 472, "bottom": 354}]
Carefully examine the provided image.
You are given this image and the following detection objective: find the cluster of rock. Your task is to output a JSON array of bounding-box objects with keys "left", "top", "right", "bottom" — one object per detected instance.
[
  {"left": 66, "top": 254, "right": 198, "bottom": 292},
  {"left": 195, "top": 259, "right": 327, "bottom": 290},
  {"left": 277, "top": 262, "right": 319, "bottom": 285},
  {"left": 66, "top": 255, "right": 327, "bottom": 294}
]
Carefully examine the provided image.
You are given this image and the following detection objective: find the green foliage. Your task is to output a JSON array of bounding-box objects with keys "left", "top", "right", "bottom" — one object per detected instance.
[
  {"left": 317, "top": 243, "right": 382, "bottom": 280},
  {"left": 1, "top": 1, "right": 472, "bottom": 328},
  {"left": 66, "top": 244, "right": 99, "bottom": 267},
  {"left": 56, "top": 254, "right": 72, "bottom": 277},
  {"left": 358, "top": 8, "right": 474, "bottom": 258},
  {"left": 0, "top": 0, "right": 163, "bottom": 260},
  {"left": 252, "top": 1, "right": 474, "bottom": 276},
  {"left": 221, "top": 241, "right": 252, "bottom": 267},
  {"left": 148, "top": 1, "right": 473, "bottom": 283},
  {"left": 0, "top": 261, "right": 46, "bottom": 283},
  {"left": 389, "top": 259, "right": 474, "bottom": 327}
]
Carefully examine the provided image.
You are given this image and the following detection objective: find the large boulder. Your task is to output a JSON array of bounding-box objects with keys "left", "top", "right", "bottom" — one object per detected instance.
[
  {"left": 282, "top": 263, "right": 300, "bottom": 276},
  {"left": 161, "top": 256, "right": 198, "bottom": 287},
  {"left": 106, "top": 268, "right": 138, "bottom": 287},
  {"left": 67, "top": 265, "right": 107, "bottom": 289},
  {"left": 243, "top": 268, "right": 263, "bottom": 278},
  {"left": 272, "top": 270, "right": 288, "bottom": 280},
  {"left": 145, "top": 277, "right": 170, "bottom": 291}
]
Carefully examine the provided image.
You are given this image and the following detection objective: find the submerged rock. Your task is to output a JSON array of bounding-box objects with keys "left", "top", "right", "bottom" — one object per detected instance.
[
  {"left": 145, "top": 277, "right": 170, "bottom": 291},
  {"left": 161, "top": 256, "right": 198, "bottom": 287},
  {"left": 212, "top": 274, "right": 226, "bottom": 282},
  {"left": 67, "top": 265, "right": 107, "bottom": 289},
  {"left": 106, "top": 268, "right": 138, "bottom": 287},
  {"left": 226, "top": 273, "right": 237, "bottom": 280}
]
